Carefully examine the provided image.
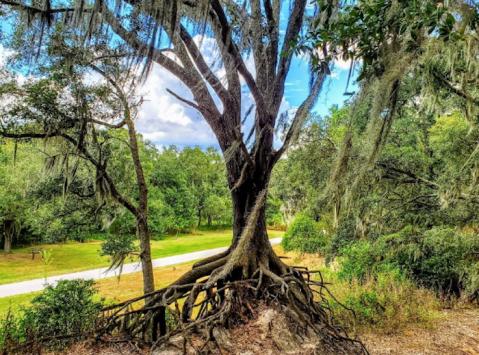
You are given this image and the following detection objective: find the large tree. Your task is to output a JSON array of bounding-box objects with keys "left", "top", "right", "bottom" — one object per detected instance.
[{"left": 0, "top": 0, "right": 365, "bottom": 352}]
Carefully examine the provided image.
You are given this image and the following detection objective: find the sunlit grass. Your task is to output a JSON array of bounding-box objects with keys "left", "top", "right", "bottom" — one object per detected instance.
[
  {"left": 0, "top": 230, "right": 283, "bottom": 285},
  {"left": 0, "top": 292, "right": 40, "bottom": 316},
  {"left": 0, "top": 244, "right": 286, "bottom": 315}
]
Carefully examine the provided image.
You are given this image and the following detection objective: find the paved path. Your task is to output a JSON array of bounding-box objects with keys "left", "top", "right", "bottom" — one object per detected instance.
[{"left": 0, "top": 237, "right": 282, "bottom": 298}]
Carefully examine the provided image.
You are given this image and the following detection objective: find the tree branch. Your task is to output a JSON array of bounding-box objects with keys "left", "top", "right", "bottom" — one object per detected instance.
[
  {"left": 178, "top": 25, "right": 229, "bottom": 105},
  {"left": 166, "top": 88, "right": 200, "bottom": 111},
  {"left": 379, "top": 164, "right": 439, "bottom": 190},
  {"left": 274, "top": 72, "right": 327, "bottom": 161},
  {"left": 0, "top": 0, "right": 81, "bottom": 14},
  {"left": 274, "top": 0, "right": 308, "bottom": 99},
  {"left": 209, "top": 0, "right": 268, "bottom": 121},
  {"left": 90, "top": 118, "right": 126, "bottom": 128}
]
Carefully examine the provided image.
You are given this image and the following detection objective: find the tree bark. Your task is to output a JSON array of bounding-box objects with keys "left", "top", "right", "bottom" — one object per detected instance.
[
  {"left": 124, "top": 103, "right": 155, "bottom": 295},
  {"left": 3, "top": 220, "right": 14, "bottom": 254},
  {"left": 137, "top": 218, "right": 155, "bottom": 294},
  {"left": 227, "top": 148, "right": 276, "bottom": 272},
  {"left": 3, "top": 233, "right": 12, "bottom": 254}
]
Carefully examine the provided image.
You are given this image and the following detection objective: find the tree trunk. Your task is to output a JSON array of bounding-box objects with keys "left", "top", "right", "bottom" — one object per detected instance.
[
  {"left": 226, "top": 154, "right": 278, "bottom": 276},
  {"left": 137, "top": 218, "right": 155, "bottom": 294},
  {"left": 333, "top": 198, "right": 341, "bottom": 229},
  {"left": 3, "top": 220, "right": 14, "bottom": 254},
  {"left": 4, "top": 234, "right": 12, "bottom": 254},
  {"left": 124, "top": 105, "right": 155, "bottom": 295}
]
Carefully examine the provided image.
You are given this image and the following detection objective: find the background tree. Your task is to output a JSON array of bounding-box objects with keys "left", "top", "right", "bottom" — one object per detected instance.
[
  {"left": 0, "top": 56, "right": 157, "bottom": 294},
  {"left": 0, "top": 139, "right": 45, "bottom": 252}
]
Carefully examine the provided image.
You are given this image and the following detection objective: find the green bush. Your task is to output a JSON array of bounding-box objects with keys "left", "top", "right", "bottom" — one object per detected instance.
[
  {"left": 99, "top": 234, "right": 139, "bottom": 261},
  {"left": 381, "top": 227, "right": 479, "bottom": 297},
  {"left": 23, "top": 279, "right": 102, "bottom": 336},
  {"left": 0, "top": 279, "right": 103, "bottom": 352},
  {"left": 337, "top": 242, "right": 376, "bottom": 282},
  {"left": 327, "top": 270, "right": 440, "bottom": 332},
  {"left": 326, "top": 215, "right": 357, "bottom": 262},
  {"left": 335, "top": 226, "right": 479, "bottom": 298},
  {"left": 282, "top": 214, "right": 326, "bottom": 254}
]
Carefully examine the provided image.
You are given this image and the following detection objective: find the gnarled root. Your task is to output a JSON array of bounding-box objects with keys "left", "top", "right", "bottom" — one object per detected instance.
[{"left": 96, "top": 251, "right": 368, "bottom": 355}]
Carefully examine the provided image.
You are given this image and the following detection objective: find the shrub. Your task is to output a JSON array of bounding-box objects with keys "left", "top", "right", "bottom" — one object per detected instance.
[
  {"left": 23, "top": 279, "right": 102, "bottom": 336},
  {"left": 327, "top": 270, "right": 441, "bottom": 333},
  {"left": 282, "top": 214, "right": 326, "bottom": 254},
  {"left": 381, "top": 227, "right": 479, "bottom": 297},
  {"left": 337, "top": 242, "right": 376, "bottom": 282},
  {"left": 0, "top": 279, "right": 103, "bottom": 352},
  {"left": 336, "top": 226, "right": 479, "bottom": 298},
  {"left": 99, "top": 233, "right": 139, "bottom": 271},
  {"left": 326, "top": 215, "right": 357, "bottom": 262},
  {"left": 286, "top": 250, "right": 441, "bottom": 334}
]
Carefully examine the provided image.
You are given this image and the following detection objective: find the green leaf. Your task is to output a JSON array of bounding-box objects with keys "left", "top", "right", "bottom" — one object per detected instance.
[
  {"left": 411, "top": 29, "right": 418, "bottom": 41},
  {"left": 445, "top": 13, "right": 455, "bottom": 27}
]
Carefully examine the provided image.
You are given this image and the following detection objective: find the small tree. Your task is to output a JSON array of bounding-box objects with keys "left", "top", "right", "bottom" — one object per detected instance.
[{"left": 0, "top": 56, "right": 156, "bottom": 294}]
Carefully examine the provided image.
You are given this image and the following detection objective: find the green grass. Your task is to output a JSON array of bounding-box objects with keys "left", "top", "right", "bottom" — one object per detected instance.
[
  {"left": 0, "top": 292, "right": 40, "bottom": 316},
  {"left": 150, "top": 230, "right": 282, "bottom": 259},
  {"left": 0, "top": 231, "right": 284, "bottom": 315},
  {"left": 0, "top": 230, "right": 283, "bottom": 286}
]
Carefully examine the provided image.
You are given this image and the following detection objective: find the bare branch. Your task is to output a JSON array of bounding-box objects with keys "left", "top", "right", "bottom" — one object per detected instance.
[
  {"left": 274, "top": 0, "right": 308, "bottom": 99},
  {"left": 209, "top": 0, "right": 269, "bottom": 121},
  {"left": 166, "top": 88, "right": 200, "bottom": 111},
  {"left": 178, "top": 25, "right": 229, "bottom": 105},
  {"left": 274, "top": 72, "right": 327, "bottom": 161},
  {"left": 90, "top": 118, "right": 126, "bottom": 128}
]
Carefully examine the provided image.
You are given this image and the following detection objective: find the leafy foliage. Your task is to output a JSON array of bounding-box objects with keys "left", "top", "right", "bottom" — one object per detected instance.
[
  {"left": 0, "top": 279, "right": 102, "bottom": 351},
  {"left": 336, "top": 227, "right": 479, "bottom": 298},
  {"left": 282, "top": 214, "right": 326, "bottom": 254},
  {"left": 99, "top": 233, "right": 139, "bottom": 272}
]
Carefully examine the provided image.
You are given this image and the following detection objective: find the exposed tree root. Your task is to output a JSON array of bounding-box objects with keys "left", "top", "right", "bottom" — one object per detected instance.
[
  {"left": 95, "top": 251, "right": 368, "bottom": 355},
  {"left": 96, "top": 188, "right": 366, "bottom": 353}
]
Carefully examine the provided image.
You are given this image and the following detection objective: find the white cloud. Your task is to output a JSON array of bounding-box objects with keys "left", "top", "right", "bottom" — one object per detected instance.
[
  {"left": 334, "top": 58, "right": 353, "bottom": 71},
  {"left": 0, "top": 45, "right": 12, "bottom": 66},
  {"left": 136, "top": 63, "right": 216, "bottom": 148},
  {"left": 0, "top": 45, "right": 28, "bottom": 84},
  {"left": 135, "top": 35, "right": 292, "bottom": 149}
]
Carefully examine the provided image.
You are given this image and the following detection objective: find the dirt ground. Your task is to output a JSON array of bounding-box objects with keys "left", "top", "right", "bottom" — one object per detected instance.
[
  {"left": 57, "top": 308, "right": 479, "bottom": 355},
  {"left": 361, "top": 309, "right": 479, "bottom": 355}
]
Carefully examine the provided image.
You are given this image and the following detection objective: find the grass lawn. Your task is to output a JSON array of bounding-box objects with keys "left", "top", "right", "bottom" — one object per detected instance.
[
  {"left": 0, "top": 293, "right": 40, "bottom": 316},
  {"left": 0, "top": 244, "right": 286, "bottom": 316},
  {"left": 0, "top": 230, "right": 283, "bottom": 286}
]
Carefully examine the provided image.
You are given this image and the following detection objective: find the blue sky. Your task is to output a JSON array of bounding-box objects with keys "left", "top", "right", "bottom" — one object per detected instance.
[
  {"left": 286, "top": 56, "right": 355, "bottom": 116},
  {"left": 0, "top": 3, "right": 357, "bottom": 150},
  {"left": 134, "top": 47, "right": 356, "bottom": 150}
]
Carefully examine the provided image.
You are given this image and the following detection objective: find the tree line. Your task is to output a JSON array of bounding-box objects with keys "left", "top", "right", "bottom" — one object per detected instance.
[{"left": 0, "top": 137, "right": 232, "bottom": 249}]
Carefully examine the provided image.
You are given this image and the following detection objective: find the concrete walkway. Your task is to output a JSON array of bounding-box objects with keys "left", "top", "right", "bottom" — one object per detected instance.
[{"left": 0, "top": 237, "right": 282, "bottom": 298}]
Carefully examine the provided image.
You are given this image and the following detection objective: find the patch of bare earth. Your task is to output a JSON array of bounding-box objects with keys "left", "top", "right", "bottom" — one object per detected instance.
[
  {"left": 361, "top": 309, "right": 479, "bottom": 355},
  {"left": 151, "top": 303, "right": 362, "bottom": 355},
  {"left": 59, "top": 308, "right": 478, "bottom": 355}
]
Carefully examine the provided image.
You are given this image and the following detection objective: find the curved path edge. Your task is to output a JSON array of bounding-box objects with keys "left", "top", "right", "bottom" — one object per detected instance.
[{"left": 0, "top": 237, "right": 283, "bottom": 298}]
